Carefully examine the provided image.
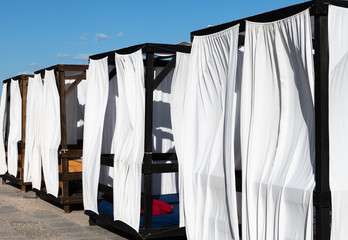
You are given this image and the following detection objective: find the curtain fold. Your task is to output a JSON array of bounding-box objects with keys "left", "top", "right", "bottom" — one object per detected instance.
[
  {"left": 171, "top": 52, "right": 191, "bottom": 227},
  {"left": 99, "top": 66, "right": 117, "bottom": 189},
  {"left": 113, "top": 49, "right": 145, "bottom": 231},
  {"left": 174, "top": 25, "right": 240, "bottom": 240},
  {"left": 65, "top": 79, "right": 78, "bottom": 145},
  {"left": 82, "top": 57, "right": 109, "bottom": 213},
  {"left": 24, "top": 74, "right": 43, "bottom": 186},
  {"left": 23, "top": 76, "right": 35, "bottom": 182},
  {"left": 0, "top": 83, "right": 9, "bottom": 174},
  {"left": 40, "top": 70, "right": 61, "bottom": 197},
  {"left": 77, "top": 80, "right": 87, "bottom": 140},
  {"left": 328, "top": 5, "right": 348, "bottom": 240},
  {"left": 152, "top": 67, "right": 178, "bottom": 195},
  {"left": 8, "top": 79, "right": 22, "bottom": 177},
  {"left": 241, "top": 9, "right": 315, "bottom": 240}
]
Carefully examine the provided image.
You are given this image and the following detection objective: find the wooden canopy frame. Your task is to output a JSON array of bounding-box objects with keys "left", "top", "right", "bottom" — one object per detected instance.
[
  {"left": 34, "top": 64, "right": 88, "bottom": 213},
  {"left": 191, "top": 0, "right": 348, "bottom": 239},
  {"left": 1, "top": 74, "right": 33, "bottom": 193},
  {"left": 88, "top": 43, "right": 191, "bottom": 239}
]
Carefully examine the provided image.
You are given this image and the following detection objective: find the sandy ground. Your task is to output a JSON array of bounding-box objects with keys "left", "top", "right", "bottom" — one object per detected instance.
[{"left": 0, "top": 181, "right": 127, "bottom": 240}]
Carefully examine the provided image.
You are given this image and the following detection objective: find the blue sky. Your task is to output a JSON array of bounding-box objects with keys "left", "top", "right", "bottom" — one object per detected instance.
[{"left": 0, "top": 0, "right": 304, "bottom": 86}]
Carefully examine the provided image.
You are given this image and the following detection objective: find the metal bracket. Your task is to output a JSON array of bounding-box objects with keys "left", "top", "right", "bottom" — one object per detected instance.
[{"left": 60, "top": 149, "right": 69, "bottom": 154}]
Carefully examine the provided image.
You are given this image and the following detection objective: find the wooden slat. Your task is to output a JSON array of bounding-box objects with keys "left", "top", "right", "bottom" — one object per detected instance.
[
  {"left": 65, "top": 72, "right": 86, "bottom": 97},
  {"left": 59, "top": 149, "right": 82, "bottom": 158},
  {"left": 59, "top": 173, "right": 82, "bottom": 181},
  {"left": 142, "top": 163, "right": 178, "bottom": 174},
  {"left": 59, "top": 64, "right": 88, "bottom": 72},
  {"left": 152, "top": 56, "right": 176, "bottom": 90},
  {"left": 109, "top": 67, "right": 116, "bottom": 80}
]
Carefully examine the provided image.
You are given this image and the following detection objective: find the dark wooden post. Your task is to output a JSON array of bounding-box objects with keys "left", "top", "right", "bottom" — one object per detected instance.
[
  {"left": 20, "top": 77, "right": 28, "bottom": 192},
  {"left": 58, "top": 67, "right": 70, "bottom": 213},
  {"left": 143, "top": 52, "right": 154, "bottom": 232},
  {"left": 314, "top": 0, "right": 331, "bottom": 239}
]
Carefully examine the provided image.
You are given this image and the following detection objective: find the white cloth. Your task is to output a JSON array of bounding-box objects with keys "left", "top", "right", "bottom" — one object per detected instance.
[
  {"left": 65, "top": 79, "right": 78, "bottom": 145},
  {"left": 82, "top": 57, "right": 109, "bottom": 213},
  {"left": 328, "top": 5, "right": 348, "bottom": 239},
  {"left": 171, "top": 52, "right": 191, "bottom": 227},
  {"left": 23, "top": 74, "right": 43, "bottom": 185},
  {"left": 65, "top": 74, "right": 87, "bottom": 144},
  {"left": 113, "top": 50, "right": 145, "bottom": 231},
  {"left": 0, "top": 83, "right": 8, "bottom": 174},
  {"left": 176, "top": 25, "right": 240, "bottom": 240},
  {"left": 8, "top": 79, "right": 22, "bottom": 177},
  {"left": 77, "top": 80, "right": 87, "bottom": 140},
  {"left": 152, "top": 67, "right": 178, "bottom": 195},
  {"left": 241, "top": 9, "right": 315, "bottom": 240},
  {"left": 40, "top": 70, "right": 61, "bottom": 197},
  {"left": 99, "top": 67, "right": 117, "bottom": 188},
  {"left": 101, "top": 67, "right": 118, "bottom": 155},
  {"left": 23, "top": 76, "right": 35, "bottom": 182}
]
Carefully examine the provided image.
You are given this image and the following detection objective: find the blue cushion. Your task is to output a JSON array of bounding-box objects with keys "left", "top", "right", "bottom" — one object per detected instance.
[{"left": 87, "top": 194, "right": 180, "bottom": 228}]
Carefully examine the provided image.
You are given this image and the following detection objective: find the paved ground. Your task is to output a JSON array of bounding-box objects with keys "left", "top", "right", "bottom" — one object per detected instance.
[{"left": 0, "top": 182, "right": 127, "bottom": 240}]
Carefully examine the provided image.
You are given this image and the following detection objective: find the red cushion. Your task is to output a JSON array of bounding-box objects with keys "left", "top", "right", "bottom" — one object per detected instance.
[{"left": 101, "top": 194, "right": 174, "bottom": 216}]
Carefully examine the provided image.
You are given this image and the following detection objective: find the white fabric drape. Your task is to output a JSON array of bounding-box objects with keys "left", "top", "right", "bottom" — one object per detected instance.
[
  {"left": 175, "top": 25, "right": 240, "bottom": 240},
  {"left": 328, "top": 5, "right": 348, "bottom": 239},
  {"left": 77, "top": 80, "right": 87, "bottom": 140},
  {"left": 99, "top": 67, "right": 117, "bottom": 188},
  {"left": 8, "top": 79, "right": 22, "bottom": 177},
  {"left": 171, "top": 52, "right": 191, "bottom": 227},
  {"left": 113, "top": 50, "right": 145, "bottom": 231},
  {"left": 65, "top": 79, "right": 78, "bottom": 145},
  {"left": 0, "top": 83, "right": 9, "bottom": 174},
  {"left": 241, "top": 10, "right": 315, "bottom": 240},
  {"left": 82, "top": 57, "right": 109, "bottom": 213},
  {"left": 23, "top": 74, "right": 43, "bottom": 186},
  {"left": 152, "top": 67, "right": 178, "bottom": 195},
  {"left": 23, "top": 76, "right": 35, "bottom": 182},
  {"left": 40, "top": 70, "right": 61, "bottom": 197}
]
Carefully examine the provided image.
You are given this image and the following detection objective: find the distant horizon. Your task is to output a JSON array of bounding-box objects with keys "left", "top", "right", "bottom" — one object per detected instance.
[{"left": 0, "top": 0, "right": 305, "bottom": 93}]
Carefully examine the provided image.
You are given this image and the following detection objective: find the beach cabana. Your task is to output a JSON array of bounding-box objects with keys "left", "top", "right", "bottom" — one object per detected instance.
[
  {"left": 85, "top": 0, "right": 348, "bottom": 239},
  {"left": 0, "top": 74, "right": 33, "bottom": 193},
  {"left": 25, "top": 64, "right": 88, "bottom": 213},
  {"left": 83, "top": 43, "right": 191, "bottom": 239},
  {"left": 188, "top": 0, "right": 348, "bottom": 240}
]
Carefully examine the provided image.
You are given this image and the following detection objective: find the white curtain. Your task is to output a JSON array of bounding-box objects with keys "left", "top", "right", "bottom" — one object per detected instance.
[
  {"left": 328, "top": 5, "right": 348, "bottom": 239},
  {"left": 77, "top": 80, "right": 87, "bottom": 140},
  {"left": 0, "top": 83, "right": 8, "bottom": 174},
  {"left": 8, "top": 79, "right": 22, "bottom": 177},
  {"left": 152, "top": 67, "right": 178, "bottom": 195},
  {"left": 171, "top": 52, "right": 191, "bottom": 227},
  {"left": 40, "top": 70, "right": 61, "bottom": 197},
  {"left": 99, "top": 67, "right": 117, "bottom": 188},
  {"left": 82, "top": 57, "right": 109, "bottom": 213},
  {"left": 64, "top": 73, "right": 87, "bottom": 144},
  {"left": 174, "top": 25, "right": 240, "bottom": 240},
  {"left": 241, "top": 9, "right": 315, "bottom": 240},
  {"left": 113, "top": 49, "right": 145, "bottom": 231},
  {"left": 65, "top": 79, "right": 78, "bottom": 145},
  {"left": 23, "top": 74, "right": 43, "bottom": 186},
  {"left": 23, "top": 76, "right": 35, "bottom": 182}
]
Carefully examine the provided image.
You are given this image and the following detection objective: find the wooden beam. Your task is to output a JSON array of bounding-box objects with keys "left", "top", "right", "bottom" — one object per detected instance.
[
  {"left": 143, "top": 52, "right": 154, "bottom": 232},
  {"left": 58, "top": 70, "right": 69, "bottom": 203},
  {"left": 313, "top": 0, "right": 331, "bottom": 239},
  {"left": 152, "top": 56, "right": 176, "bottom": 91},
  {"left": 65, "top": 72, "right": 86, "bottom": 97},
  {"left": 109, "top": 67, "right": 116, "bottom": 80}
]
